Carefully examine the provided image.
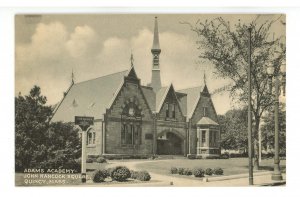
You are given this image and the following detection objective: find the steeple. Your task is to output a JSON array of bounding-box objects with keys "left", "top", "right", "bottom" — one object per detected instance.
[
  {"left": 152, "top": 17, "right": 161, "bottom": 53},
  {"left": 150, "top": 16, "right": 162, "bottom": 92}
]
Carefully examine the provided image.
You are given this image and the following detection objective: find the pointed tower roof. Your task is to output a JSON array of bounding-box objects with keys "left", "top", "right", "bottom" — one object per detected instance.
[
  {"left": 201, "top": 84, "right": 210, "bottom": 97},
  {"left": 151, "top": 16, "right": 161, "bottom": 51}
]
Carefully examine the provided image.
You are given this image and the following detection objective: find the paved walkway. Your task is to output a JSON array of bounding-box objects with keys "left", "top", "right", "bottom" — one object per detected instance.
[{"left": 96, "top": 160, "right": 286, "bottom": 187}]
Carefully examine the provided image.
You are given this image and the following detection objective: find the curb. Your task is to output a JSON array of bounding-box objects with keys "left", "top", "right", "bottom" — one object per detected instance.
[{"left": 206, "top": 171, "right": 271, "bottom": 182}]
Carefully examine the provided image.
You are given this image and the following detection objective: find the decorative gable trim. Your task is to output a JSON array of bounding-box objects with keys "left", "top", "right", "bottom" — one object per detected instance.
[{"left": 106, "top": 66, "right": 154, "bottom": 119}]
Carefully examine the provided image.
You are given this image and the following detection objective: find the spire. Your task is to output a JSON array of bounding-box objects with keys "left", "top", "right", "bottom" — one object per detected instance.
[
  {"left": 152, "top": 16, "right": 161, "bottom": 51},
  {"left": 130, "top": 51, "right": 134, "bottom": 67},
  {"left": 150, "top": 16, "right": 162, "bottom": 92},
  {"left": 204, "top": 70, "right": 206, "bottom": 85}
]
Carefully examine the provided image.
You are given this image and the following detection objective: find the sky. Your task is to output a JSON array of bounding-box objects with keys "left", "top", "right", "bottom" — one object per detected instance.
[{"left": 15, "top": 14, "right": 285, "bottom": 115}]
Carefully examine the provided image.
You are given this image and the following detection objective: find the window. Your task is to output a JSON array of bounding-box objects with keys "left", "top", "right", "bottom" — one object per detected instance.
[
  {"left": 87, "top": 130, "right": 96, "bottom": 145},
  {"left": 134, "top": 125, "right": 141, "bottom": 145},
  {"left": 127, "top": 124, "right": 133, "bottom": 144},
  {"left": 166, "top": 103, "right": 169, "bottom": 117},
  {"left": 121, "top": 124, "right": 126, "bottom": 144},
  {"left": 203, "top": 107, "right": 207, "bottom": 117},
  {"left": 121, "top": 124, "right": 142, "bottom": 145},
  {"left": 172, "top": 104, "right": 175, "bottom": 118},
  {"left": 202, "top": 130, "right": 206, "bottom": 143}
]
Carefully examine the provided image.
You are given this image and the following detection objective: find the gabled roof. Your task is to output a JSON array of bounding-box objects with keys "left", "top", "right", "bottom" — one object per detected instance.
[
  {"left": 155, "top": 86, "right": 168, "bottom": 112},
  {"left": 176, "top": 91, "right": 187, "bottom": 116},
  {"left": 51, "top": 70, "right": 128, "bottom": 122},
  {"left": 155, "top": 84, "right": 184, "bottom": 115},
  {"left": 141, "top": 86, "right": 156, "bottom": 112},
  {"left": 197, "top": 117, "right": 219, "bottom": 125},
  {"left": 177, "top": 86, "right": 203, "bottom": 119}
]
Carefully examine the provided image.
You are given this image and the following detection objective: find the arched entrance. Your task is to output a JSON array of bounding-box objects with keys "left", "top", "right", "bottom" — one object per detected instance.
[{"left": 157, "top": 131, "right": 184, "bottom": 155}]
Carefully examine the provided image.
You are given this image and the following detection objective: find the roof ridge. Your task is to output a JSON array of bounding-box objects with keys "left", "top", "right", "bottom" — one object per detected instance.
[
  {"left": 74, "top": 69, "right": 128, "bottom": 85},
  {"left": 178, "top": 85, "right": 203, "bottom": 91}
]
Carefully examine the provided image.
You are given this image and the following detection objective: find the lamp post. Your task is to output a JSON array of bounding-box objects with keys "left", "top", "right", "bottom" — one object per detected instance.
[{"left": 267, "top": 59, "right": 286, "bottom": 181}]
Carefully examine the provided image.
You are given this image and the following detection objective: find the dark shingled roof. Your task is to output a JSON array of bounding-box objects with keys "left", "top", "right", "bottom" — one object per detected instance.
[{"left": 51, "top": 70, "right": 128, "bottom": 122}]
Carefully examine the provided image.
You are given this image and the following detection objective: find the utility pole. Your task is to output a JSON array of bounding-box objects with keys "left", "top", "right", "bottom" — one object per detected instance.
[{"left": 247, "top": 27, "right": 254, "bottom": 185}]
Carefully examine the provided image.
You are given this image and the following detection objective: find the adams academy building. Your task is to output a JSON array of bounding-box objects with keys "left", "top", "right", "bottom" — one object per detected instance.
[{"left": 51, "top": 17, "right": 221, "bottom": 158}]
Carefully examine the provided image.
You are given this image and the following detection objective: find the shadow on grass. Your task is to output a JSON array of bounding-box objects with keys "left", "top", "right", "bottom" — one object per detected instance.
[{"left": 242, "top": 165, "right": 286, "bottom": 173}]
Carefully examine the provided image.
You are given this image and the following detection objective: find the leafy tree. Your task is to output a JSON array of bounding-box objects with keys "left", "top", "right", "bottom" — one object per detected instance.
[
  {"left": 186, "top": 15, "right": 285, "bottom": 168},
  {"left": 15, "top": 86, "right": 52, "bottom": 171},
  {"left": 218, "top": 108, "right": 248, "bottom": 152},
  {"left": 261, "top": 104, "right": 286, "bottom": 155},
  {"left": 15, "top": 86, "right": 81, "bottom": 172}
]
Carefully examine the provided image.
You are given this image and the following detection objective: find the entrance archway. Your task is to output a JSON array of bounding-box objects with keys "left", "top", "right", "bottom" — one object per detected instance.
[{"left": 157, "top": 131, "right": 184, "bottom": 155}]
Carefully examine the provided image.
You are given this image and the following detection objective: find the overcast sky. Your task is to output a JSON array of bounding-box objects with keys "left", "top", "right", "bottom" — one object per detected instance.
[{"left": 15, "top": 14, "right": 285, "bottom": 115}]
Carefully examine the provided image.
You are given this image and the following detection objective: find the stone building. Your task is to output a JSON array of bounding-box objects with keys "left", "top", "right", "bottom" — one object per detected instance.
[{"left": 51, "top": 17, "right": 221, "bottom": 158}]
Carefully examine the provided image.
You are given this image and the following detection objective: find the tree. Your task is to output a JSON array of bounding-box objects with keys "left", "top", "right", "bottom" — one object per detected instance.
[
  {"left": 218, "top": 108, "right": 248, "bottom": 152},
  {"left": 261, "top": 104, "right": 286, "bottom": 155},
  {"left": 186, "top": 15, "right": 285, "bottom": 169},
  {"left": 15, "top": 86, "right": 81, "bottom": 172},
  {"left": 15, "top": 86, "right": 52, "bottom": 171}
]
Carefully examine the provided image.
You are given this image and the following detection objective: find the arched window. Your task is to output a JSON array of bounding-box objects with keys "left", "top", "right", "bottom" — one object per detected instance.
[
  {"left": 87, "top": 129, "right": 96, "bottom": 145},
  {"left": 121, "top": 101, "right": 142, "bottom": 146}
]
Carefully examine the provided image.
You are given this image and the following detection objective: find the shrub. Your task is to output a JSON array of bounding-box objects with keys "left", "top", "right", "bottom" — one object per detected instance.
[
  {"left": 187, "top": 154, "right": 196, "bottom": 159},
  {"left": 86, "top": 158, "right": 94, "bottom": 163},
  {"left": 193, "top": 168, "right": 205, "bottom": 178},
  {"left": 205, "top": 168, "right": 213, "bottom": 176},
  {"left": 196, "top": 155, "right": 202, "bottom": 159},
  {"left": 220, "top": 152, "right": 230, "bottom": 159},
  {"left": 229, "top": 153, "right": 247, "bottom": 158},
  {"left": 136, "top": 171, "right": 151, "bottom": 181},
  {"left": 92, "top": 169, "right": 108, "bottom": 183},
  {"left": 183, "top": 168, "right": 193, "bottom": 176},
  {"left": 178, "top": 168, "right": 185, "bottom": 175},
  {"left": 170, "top": 167, "right": 178, "bottom": 174},
  {"left": 111, "top": 166, "right": 131, "bottom": 182},
  {"left": 96, "top": 157, "right": 107, "bottom": 163},
  {"left": 213, "top": 167, "right": 224, "bottom": 175},
  {"left": 205, "top": 155, "right": 220, "bottom": 159},
  {"left": 130, "top": 170, "right": 139, "bottom": 179},
  {"left": 65, "top": 159, "right": 81, "bottom": 173}
]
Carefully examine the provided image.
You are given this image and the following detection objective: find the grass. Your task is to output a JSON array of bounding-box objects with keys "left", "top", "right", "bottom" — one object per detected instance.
[
  {"left": 15, "top": 158, "right": 286, "bottom": 186},
  {"left": 135, "top": 158, "right": 286, "bottom": 176}
]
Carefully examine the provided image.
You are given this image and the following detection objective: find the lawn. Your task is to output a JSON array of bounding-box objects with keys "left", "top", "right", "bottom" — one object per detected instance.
[
  {"left": 135, "top": 158, "right": 286, "bottom": 176},
  {"left": 15, "top": 158, "right": 286, "bottom": 186}
]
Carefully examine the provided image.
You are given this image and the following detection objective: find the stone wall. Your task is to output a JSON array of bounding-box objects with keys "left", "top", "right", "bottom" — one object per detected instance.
[
  {"left": 86, "top": 121, "right": 103, "bottom": 156},
  {"left": 190, "top": 95, "right": 218, "bottom": 127},
  {"left": 104, "top": 79, "right": 154, "bottom": 155}
]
